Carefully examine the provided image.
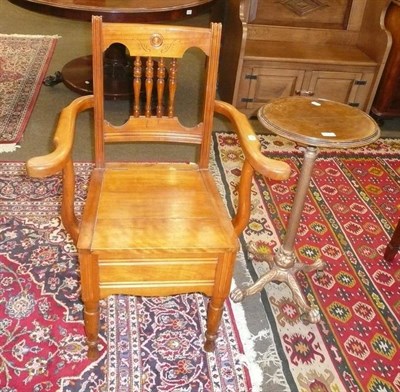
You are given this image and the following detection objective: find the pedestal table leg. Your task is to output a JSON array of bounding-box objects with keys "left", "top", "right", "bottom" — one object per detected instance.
[{"left": 231, "top": 146, "right": 327, "bottom": 323}]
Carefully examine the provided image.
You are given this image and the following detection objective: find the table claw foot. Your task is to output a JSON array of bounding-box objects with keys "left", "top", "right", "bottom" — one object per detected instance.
[
  {"left": 43, "top": 71, "right": 63, "bottom": 86},
  {"left": 230, "top": 287, "right": 245, "bottom": 303},
  {"left": 300, "top": 307, "right": 321, "bottom": 324},
  {"left": 230, "top": 269, "right": 281, "bottom": 303},
  {"left": 300, "top": 258, "right": 327, "bottom": 274},
  {"left": 287, "top": 273, "right": 321, "bottom": 324}
]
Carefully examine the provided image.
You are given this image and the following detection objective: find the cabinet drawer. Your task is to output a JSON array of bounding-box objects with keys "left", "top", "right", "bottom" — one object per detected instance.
[{"left": 98, "top": 258, "right": 217, "bottom": 284}]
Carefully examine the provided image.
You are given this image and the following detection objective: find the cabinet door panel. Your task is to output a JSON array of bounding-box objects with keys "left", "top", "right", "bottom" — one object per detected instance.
[
  {"left": 308, "top": 70, "right": 362, "bottom": 105},
  {"left": 247, "top": 68, "right": 305, "bottom": 109}
]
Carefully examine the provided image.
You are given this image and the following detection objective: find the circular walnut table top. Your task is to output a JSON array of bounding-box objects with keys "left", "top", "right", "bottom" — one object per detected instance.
[{"left": 258, "top": 97, "right": 380, "bottom": 149}]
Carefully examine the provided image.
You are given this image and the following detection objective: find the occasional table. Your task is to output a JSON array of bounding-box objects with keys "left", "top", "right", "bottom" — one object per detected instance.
[
  {"left": 9, "top": 0, "right": 218, "bottom": 98},
  {"left": 230, "top": 96, "right": 380, "bottom": 323}
]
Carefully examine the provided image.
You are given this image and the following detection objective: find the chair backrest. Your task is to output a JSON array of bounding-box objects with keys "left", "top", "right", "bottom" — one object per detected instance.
[{"left": 91, "top": 16, "right": 221, "bottom": 168}]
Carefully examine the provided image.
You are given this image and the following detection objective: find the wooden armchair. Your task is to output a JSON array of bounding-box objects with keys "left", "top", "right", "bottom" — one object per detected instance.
[{"left": 26, "top": 16, "right": 290, "bottom": 360}]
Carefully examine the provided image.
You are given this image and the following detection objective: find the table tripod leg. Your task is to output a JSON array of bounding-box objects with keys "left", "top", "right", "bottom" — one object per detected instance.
[{"left": 231, "top": 146, "right": 326, "bottom": 324}]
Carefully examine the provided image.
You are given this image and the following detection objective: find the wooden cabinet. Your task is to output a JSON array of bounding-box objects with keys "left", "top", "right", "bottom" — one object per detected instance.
[
  {"left": 371, "top": 0, "right": 400, "bottom": 120},
  {"left": 218, "top": 0, "right": 392, "bottom": 117},
  {"left": 238, "top": 61, "right": 375, "bottom": 115}
]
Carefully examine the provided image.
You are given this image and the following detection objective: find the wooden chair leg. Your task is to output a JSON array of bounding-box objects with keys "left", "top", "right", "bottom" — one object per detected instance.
[
  {"left": 84, "top": 300, "right": 100, "bottom": 360},
  {"left": 204, "top": 296, "right": 225, "bottom": 352},
  {"left": 204, "top": 252, "right": 236, "bottom": 351},
  {"left": 79, "top": 251, "right": 101, "bottom": 360},
  {"left": 384, "top": 219, "right": 400, "bottom": 262}
]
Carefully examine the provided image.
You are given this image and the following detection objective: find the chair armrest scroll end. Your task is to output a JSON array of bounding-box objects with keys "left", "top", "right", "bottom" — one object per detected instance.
[{"left": 26, "top": 153, "right": 65, "bottom": 178}]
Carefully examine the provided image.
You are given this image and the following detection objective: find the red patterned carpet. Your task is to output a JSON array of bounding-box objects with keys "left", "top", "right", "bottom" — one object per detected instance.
[
  {"left": 212, "top": 133, "right": 400, "bottom": 391},
  {"left": 0, "top": 162, "right": 258, "bottom": 391},
  {"left": 0, "top": 34, "right": 57, "bottom": 152},
  {"left": 1, "top": 134, "right": 399, "bottom": 391}
]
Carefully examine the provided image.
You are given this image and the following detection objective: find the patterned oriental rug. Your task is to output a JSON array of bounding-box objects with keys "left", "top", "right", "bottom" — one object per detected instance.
[
  {"left": 0, "top": 34, "right": 58, "bottom": 153},
  {"left": 1, "top": 135, "right": 400, "bottom": 391},
  {"left": 212, "top": 133, "right": 400, "bottom": 392},
  {"left": 0, "top": 163, "right": 260, "bottom": 391}
]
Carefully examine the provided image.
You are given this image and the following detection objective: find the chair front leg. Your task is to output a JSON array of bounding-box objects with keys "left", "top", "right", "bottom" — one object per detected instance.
[
  {"left": 204, "top": 251, "right": 236, "bottom": 352},
  {"left": 204, "top": 296, "right": 225, "bottom": 352},
  {"left": 79, "top": 251, "right": 101, "bottom": 360},
  {"left": 83, "top": 300, "right": 100, "bottom": 360}
]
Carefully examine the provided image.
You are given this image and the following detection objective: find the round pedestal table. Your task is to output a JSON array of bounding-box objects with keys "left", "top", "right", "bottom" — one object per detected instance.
[{"left": 231, "top": 96, "right": 380, "bottom": 323}]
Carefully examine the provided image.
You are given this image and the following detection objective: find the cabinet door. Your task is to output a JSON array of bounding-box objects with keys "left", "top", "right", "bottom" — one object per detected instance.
[
  {"left": 307, "top": 70, "right": 373, "bottom": 110},
  {"left": 237, "top": 67, "right": 305, "bottom": 111},
  {"left": 236, "top": 65, "right": 375, "bottom": 115}
]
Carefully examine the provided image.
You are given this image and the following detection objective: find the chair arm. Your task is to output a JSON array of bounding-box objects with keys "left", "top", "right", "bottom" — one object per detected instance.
[
  {"left": 214, "top": 100, "right": 291, "bottom": 181},
  {"left": 26, "top": 95, "right": 94, "bottom": 178}
]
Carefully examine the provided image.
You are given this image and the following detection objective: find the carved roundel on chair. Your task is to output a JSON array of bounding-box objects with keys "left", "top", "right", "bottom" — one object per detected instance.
[{"left": 150, "top": 33, "right": 163, "bottom": 48}]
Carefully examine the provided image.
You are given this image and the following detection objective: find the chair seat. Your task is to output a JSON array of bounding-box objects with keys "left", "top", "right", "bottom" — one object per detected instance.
[
  {"left": 78, "top": 163, "right": 238, "bottom": 255},
  {"left": 77, "top": 163, "right": 238, "bottom": 298}
]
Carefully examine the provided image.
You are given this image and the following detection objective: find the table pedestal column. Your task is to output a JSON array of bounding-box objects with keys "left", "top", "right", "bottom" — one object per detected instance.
[{"left": 231, "top": 146, "right": 327, "bottom": 323}]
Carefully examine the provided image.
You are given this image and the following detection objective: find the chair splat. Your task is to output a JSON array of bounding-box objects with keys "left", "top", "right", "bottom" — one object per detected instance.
[
  {"left": 168, "top": 58, "right": 177, "bottom": 118},
  {"left": 157, "top": 58, "right": 166, "bottom": 117},
  {"left": 144, "top": 57, "right": 154, "bottom": 117},
  {"left": 133, "top": 56, "right": 141, "bottom": 117},
  {"left": 132, "top": 55, "right": 176, "bottom": 118}
]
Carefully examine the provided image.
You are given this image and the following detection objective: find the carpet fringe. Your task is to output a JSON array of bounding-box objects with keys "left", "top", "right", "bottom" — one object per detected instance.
[
  {"left": 0, "top": 143, "right": 20, "bottom": 153},
  {"left": 231, "top": 279, "right": 264, "bottom": 392},
  {"left": 0, "top": 33, "right": 61, "bottom": 39}
]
